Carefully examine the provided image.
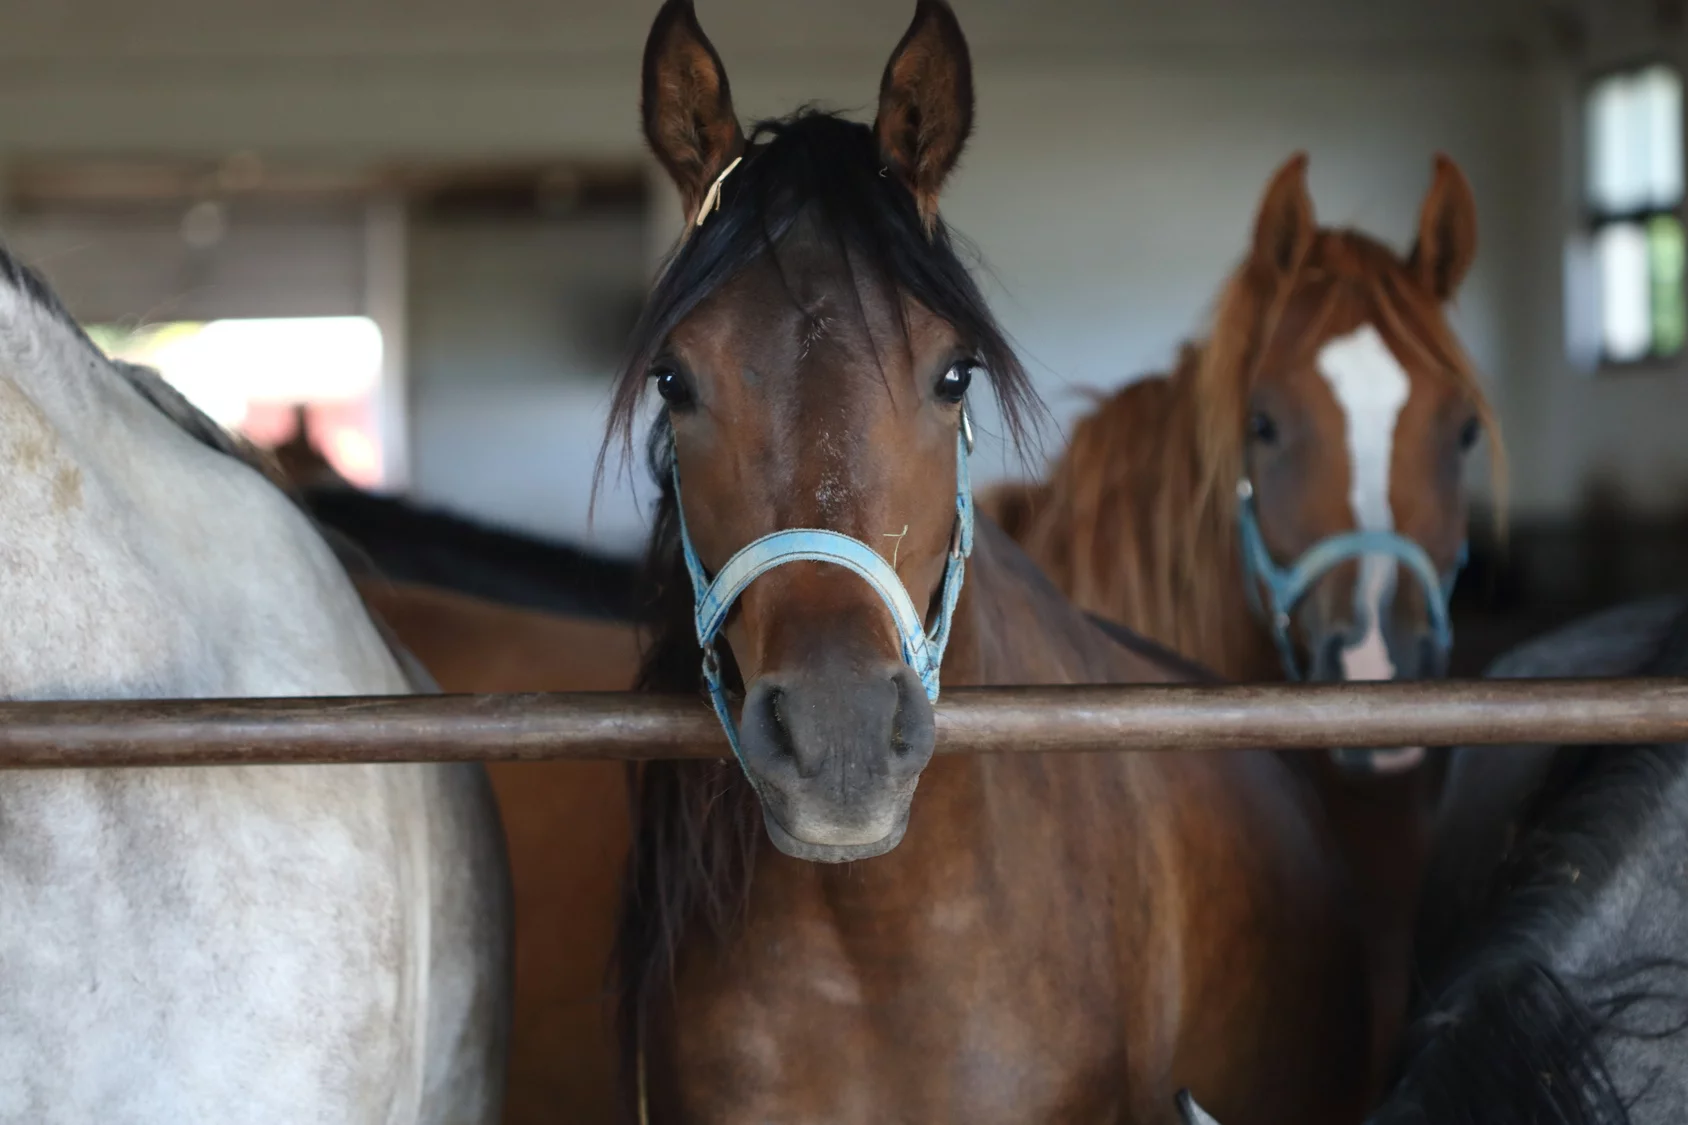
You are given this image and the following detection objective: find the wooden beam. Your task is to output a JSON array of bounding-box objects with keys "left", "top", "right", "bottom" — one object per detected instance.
[{"left": 0, "top": 678, "right": 1682, "bottom": 768}]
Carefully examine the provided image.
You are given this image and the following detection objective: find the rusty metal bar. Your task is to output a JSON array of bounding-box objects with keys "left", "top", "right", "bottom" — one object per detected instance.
[{"left": 0, "top": 678, "right": 1684, "bottom": 768}]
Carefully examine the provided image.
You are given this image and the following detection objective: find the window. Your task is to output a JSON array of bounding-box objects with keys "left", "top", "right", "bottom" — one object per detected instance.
[
  {"left": 89, "top": 317, "right": 389, "bottom": 489},
  {"left": 1582, "top": 63, "right": 1686, "bottom": 365}
]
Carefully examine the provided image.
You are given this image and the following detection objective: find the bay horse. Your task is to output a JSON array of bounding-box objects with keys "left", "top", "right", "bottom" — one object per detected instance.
[
  {"left": 986, "top": 154, "right": 1501, "bottom": 1075},
  {"left": 0, "top": 248, "right": 510, "bottom": 1120},
  {"left": 610, "top": 2, "right": 1371, "bottom": 1121},
  {"left": 1180, "top": 600, "right": 1688, "bottom": 1125}
]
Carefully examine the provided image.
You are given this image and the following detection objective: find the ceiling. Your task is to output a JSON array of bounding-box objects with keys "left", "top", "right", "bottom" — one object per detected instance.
[{"left": 0, "top": 0, "right": 1551, "bottom": 66}]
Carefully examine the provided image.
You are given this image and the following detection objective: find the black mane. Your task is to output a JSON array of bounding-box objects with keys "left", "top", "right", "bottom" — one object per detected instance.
[
  {"left": 0, "top": 240, "right": 91, "bottom": 346},
  {"left": 607, "top": 107, "right": 1040, "bottom": 1118},
  {"left": 1377, "top": 613, "right": 1688, "bottom": 1124},
  {"left": 301, "top": 487, "right": 643, "bottom": 621}
]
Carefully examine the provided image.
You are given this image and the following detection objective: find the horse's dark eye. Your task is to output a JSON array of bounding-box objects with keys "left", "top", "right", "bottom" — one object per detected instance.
[
  {"left": 1458, "top": 415, "right": 1481, "bottom": 452},
  {"left": 936, "top": 361, "right": 975, "bottom": 404},
  {"left": 1247, "top": 411, "right": 1278, "bottom": 445},
  {"left": 652, "top": 368, "right": 692, "bottom": 408}
]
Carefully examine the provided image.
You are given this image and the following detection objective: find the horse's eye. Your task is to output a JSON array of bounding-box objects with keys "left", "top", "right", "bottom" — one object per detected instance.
[
  {"left": 1458, "top": 415, "right": 1481, "bottom": 452},
  {"left": 1247, "top": 411, "right": 1278, "bottom": 445},
  {"left": 936, "top": 361, "right": 976, "bottom": 404},
  {"left": 652, "top": 368, "right": 692, "bottom": 408}
]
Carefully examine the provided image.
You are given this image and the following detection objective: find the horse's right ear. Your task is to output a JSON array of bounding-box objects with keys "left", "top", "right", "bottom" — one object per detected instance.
[
  {"left": 1175, "top": 1090, "right": 1223, "bottom": 1125},
  {"left": 641, "top": 0, "right": 746, "bottom": 224},
  {"left": 1250, "top": 152, "right": 1316, "bottom": 279}
]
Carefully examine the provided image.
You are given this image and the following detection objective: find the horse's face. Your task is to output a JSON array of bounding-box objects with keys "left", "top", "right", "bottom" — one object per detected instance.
[
  {"left": 1240, "top": 154, "right": 1488, "bottom": 687},
  {"left": 661, "top": 242, "right": 971, "bottom": 860},
  {"left": 636, "top": 0, "right": 983, "bottom": 862}
]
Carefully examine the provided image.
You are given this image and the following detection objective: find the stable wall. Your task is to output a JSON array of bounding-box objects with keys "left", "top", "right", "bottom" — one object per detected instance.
[{"left": 0, "top": 0, "right": 1575, "bottom": 553}]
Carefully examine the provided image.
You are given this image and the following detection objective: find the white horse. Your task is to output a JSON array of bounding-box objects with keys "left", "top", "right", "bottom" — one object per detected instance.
[{"left": 0, "top": 251, "right": 511, "bottom": 1122}]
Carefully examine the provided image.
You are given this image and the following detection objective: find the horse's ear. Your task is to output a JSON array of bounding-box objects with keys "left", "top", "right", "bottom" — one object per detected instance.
[
  {"left": 641, "top": 0, "right": 746, "bottom": 223},
  {"left": 1250, "top": 153, "right": 1316, "bottom": 279},
  {"left": 1408, "top": 153, "right": 1478, "bottom": 301},
  {"left": 875, "top": 0, "right": 975, "bottom": 231},
  {"left": 1175, "top": 1090, "right": 1223, "bottom": 1125}
]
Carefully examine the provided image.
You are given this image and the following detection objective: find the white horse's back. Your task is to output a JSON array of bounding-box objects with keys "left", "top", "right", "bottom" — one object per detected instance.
[{"left": 0, "top": 258, "right": 509, "bottom": 1123}]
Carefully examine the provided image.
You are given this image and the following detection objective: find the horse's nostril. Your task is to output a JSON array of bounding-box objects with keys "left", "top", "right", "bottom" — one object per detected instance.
[
  {"left": 887, "top": 665, "right": 937, "bottom": 770},
  {"left": 890, "top": 671, "right": 916, "bottom": 759},
  {"left": 745, "top": 682, "right": 801, "bottom": 767},
  {"left": 769, "top": 686, "right": 800, "bottom": 763}
]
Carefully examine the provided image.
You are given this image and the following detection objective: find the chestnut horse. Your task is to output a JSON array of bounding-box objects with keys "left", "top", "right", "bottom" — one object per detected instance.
[
  {"left": 989, "top": 154, "right": 1497, "bottom": 703},
  {"left": 986, "top": 156, "right": 1501, "bottom": 1073},
  {"left": 610, "top": 3, "right": 1371, "bottom": 1122}
]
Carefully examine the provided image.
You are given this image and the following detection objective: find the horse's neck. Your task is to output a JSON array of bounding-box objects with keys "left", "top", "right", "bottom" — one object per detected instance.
[
  {"left": 1203, "top": 532, "right": 1283, "bottom": 682},
  {"left": 946, "top": 518, "right": 1180, "bottom": 688},
  {"left": 0, "top": 290, "right": 404, "bottom": 701},
  {"left": 1037, "top": 369, "right": 1277, "bottom": 682}
]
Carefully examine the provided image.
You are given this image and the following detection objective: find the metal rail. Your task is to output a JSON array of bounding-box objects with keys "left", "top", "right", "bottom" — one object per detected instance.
[{"left": 0, "top": 678, "right": 1684, "bottom": 768}]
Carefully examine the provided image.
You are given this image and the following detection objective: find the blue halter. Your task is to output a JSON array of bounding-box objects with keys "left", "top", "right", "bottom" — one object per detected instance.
[
  {"left": 1235, "top": 478, "right": 1465, "bottom": 682},
  {"left": 674, "top": 410, "right": 976, "bottom": 765}
]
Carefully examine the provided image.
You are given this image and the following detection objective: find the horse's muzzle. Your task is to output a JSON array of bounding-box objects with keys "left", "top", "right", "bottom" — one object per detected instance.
[{"left": 737, "top": 660, "right": 936, "bottom": 862}]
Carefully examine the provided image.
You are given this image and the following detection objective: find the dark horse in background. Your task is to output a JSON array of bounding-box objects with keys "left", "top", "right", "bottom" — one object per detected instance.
[
  {"left": 1180, "top": 597, "right": 1688, "bottom": 1125},
  {"left": 270, "top": 418, "right": 644, "bottom": 623},
  {"left": 301, "top": 487, "right": 642, "bottom": 621},
  {"left": 610, "top": 2, "right": 1376, "bottom": 1121}
]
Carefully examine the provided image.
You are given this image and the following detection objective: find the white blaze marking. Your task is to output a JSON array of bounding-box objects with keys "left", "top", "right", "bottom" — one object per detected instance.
[{"left": 1316, "top": 324, "right": 1408, "bottom": 684}]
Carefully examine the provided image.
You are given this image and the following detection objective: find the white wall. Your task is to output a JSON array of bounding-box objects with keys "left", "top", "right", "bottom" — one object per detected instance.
[
  {"left": 406, "top": 212, "right": 653, "bottom": 548},
  {"left": 1498, "top": 9, "right": 1688, "bottom": 519},
  {"left": 0, "top": 0, "right": 1625, "bottom": 550}
]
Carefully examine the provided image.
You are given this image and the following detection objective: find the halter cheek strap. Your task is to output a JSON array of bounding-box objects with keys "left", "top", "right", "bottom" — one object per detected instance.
[
  {"left": 675, "top": 411, "right": 975, "bottom": 765},
  {"left": 1236, "top": 479, "right": 1465, "bottom": 682}
]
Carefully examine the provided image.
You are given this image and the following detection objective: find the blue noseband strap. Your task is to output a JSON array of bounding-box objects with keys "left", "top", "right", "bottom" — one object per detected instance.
[
  {"left": 675, "top": 413, "right": 975, "bottom": 763},
  {"left": 1236, "top": 480, "right": 1464, "bottom": 681}
]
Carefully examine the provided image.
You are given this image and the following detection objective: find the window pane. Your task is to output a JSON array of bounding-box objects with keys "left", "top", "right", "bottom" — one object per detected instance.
[
  {"left": 1597, "top": 221, "right": 1652, "bottom": 360},
  {"left": 1590, "top": 72, "right": 1644, "bottom": 212},
  {"left": 1649, "top": 214, "right": 1687, "bottom": 356},
  {"left": 1587, "top": 66, "right": 1685, "bottom": 214},
  {"left": 1641, "top": 66, "right": 1684, "bottom": 208}
]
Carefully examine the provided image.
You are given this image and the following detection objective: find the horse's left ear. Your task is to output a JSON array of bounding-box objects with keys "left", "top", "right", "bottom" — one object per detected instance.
[
  {"left": 1175, "top": 1090, "right": 1223, "bottom": 1125},
  {"left": 875, "top": 0, "right": 975, "bottom": 231},
  {"left": 1408, "top": 154, "right": 1478, "bottom": 301}
]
